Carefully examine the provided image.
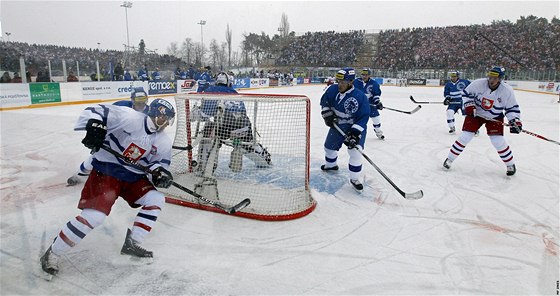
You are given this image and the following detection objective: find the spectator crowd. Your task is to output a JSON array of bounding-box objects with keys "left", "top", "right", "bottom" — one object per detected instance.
[{"left": 1, "top": 15, "right": 558, "bottom": 84}]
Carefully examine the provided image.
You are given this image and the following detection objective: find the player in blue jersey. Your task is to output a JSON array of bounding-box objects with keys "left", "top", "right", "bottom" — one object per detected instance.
[
  {"left": 67, "top": 87, "right": 150, "bottom": 186},
  {"left": 443, "top": 66, "right": 521, "bottom": 176},
  {"left": 354, "top": 69, "right": 384, "bottom": 139},
  {"left": 41, "top": 99, "right": 175, "bottom": 275},
  {"left": 196, "top": 66, "right": 213, "bottom": 92},
  {"left": 320, "top": 67, "right": 371, "bottom": 191},
  {"left": 443, "top": 71, "right": 471, "bottom": 134},
  {"left": 193, "top": 72, "right": 271, "bottom": 177}
]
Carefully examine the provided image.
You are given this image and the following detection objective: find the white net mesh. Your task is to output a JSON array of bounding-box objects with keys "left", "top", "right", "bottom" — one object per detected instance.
[{"left": 162, "top": 93, "right": 316, "bottom": 220}]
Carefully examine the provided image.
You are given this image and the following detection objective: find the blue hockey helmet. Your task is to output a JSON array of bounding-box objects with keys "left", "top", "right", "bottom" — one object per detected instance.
[
  {"left": 335, "top": 67, "right": 356, "bottom": 81},
  {"left": 487, "top": 66, "right": 505, "bottom": 79},
  {"left": 130, "top": 87, "right": 148, "bottom": 102},
  {"left": 148, "top": 98, "right": 175, "bottom": 129}
]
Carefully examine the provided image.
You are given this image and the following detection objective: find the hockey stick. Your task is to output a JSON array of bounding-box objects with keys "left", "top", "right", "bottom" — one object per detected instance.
[
  {"left": 332, "top": 124, "right": 424, "bottom": 200},
  {"left": 100, "top": 145, "right": 251, "bottom": 214},
  {"left": 409, "top": 95, "right": 461, "bottom": 105},
  {"left": 476, "top": 115, "right": 560, "bottom": 146},
  {"left": 383, "top": 105, "right": 422, "bottom": 115}
]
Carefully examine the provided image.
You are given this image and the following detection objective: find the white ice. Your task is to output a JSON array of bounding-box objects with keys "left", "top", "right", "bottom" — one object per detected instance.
[{"left": 1, "top": 84, "right": 558, "bottom": 295}]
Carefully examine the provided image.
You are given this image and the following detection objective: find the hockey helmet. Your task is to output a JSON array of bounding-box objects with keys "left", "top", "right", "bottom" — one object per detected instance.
[
  {"left": 487, "top": 66, "right": 505, "bottom": 79},
  {"left": 448, "top": 71, "right": 460, "bottom": 78},
  {"left": 130, "top": 87, "right": 148, "bottom": 102},
  {"left": 216, "top": 72, "right": 229, "bottom": 86},
  {"left": 148, "top": 99, "right": 175, "bottom": 129},
  {"left": 335, "top": 67, "right": 356, "bottom": 81},
  {"left": 361, "top": 68, "right": 371, "bottom": 76}
]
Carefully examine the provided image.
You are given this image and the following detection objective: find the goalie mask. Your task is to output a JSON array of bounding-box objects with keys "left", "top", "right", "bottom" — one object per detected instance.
[
  {"left": 216, "top": 72, "right": 229, "bottom": 86},
  {"left": 148, "top": 99, "right": 175, "bottom": 130}
]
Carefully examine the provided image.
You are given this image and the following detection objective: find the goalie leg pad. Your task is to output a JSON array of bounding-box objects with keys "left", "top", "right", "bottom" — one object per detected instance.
[{"left": 242, "top": 143, "right": 271, "bottom": 168}]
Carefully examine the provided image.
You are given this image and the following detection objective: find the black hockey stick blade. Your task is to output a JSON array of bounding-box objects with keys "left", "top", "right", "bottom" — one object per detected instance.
[
  {"left": 384, "top": 105, "right": 422, "bottom": 115},
  {"left": 409, "top": 95, "right": 443, "bottom": 104},
  {"left": 172, "top": 145, "right": 193, "bottom": 150},
  {"left": 226, "top": 198, "right": 251, "bottom": 214},
  {"left": 404, "top": 190, "right": 424, "bottom": 200}
]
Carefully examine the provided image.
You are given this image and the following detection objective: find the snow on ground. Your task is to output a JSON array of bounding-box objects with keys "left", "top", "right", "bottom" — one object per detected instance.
[{"left": 1, "top": 84, "right": 558, "bottom": 295}]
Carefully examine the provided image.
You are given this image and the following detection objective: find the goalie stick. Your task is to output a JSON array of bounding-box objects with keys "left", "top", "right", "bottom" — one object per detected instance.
[
  {"left": 383, "top": 105, "right": 422, "bottom": 115},
  {"left": 476, "top": 115, "right": 560, "bottom": 146},
  {"left": 332, "top": 124, "right": 424, "bottom": 200},
  {"left": 409, "top": 95, "right": 461, "bottom": 105},
  {"left": 100, "top": 145, "right": 251, "bottom": 214}
]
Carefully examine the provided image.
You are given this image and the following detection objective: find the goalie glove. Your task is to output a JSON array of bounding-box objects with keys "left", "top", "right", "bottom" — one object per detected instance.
[
  {"left": 321, "top": 109, "right": 338, "bottom": 127},
  {"left": 152, "top": 167, "right": 173, "bottom": 188},
  {"left": 463, "top": 101, "right": 476, "bottom": 117},
  {"left": 343, "top": 128, "right": 362, "bottom": 149},
  {"left": 82, "top": 119, "right": 107, "bottom": 153},
  {"left": 509, "top": 118, "right": 522, "bottom": 134}
]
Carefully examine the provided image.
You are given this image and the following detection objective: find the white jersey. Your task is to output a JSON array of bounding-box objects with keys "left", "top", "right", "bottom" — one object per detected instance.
[
  {"left": 462, "top": 78, "right": 520, "bottom": 121},
  {"left": 74, "top": 104, "right": 172, "bottom": 182}
]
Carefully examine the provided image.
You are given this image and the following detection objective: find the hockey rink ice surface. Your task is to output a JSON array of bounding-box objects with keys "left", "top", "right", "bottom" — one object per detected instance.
[{"left": 1, "top": 84, "right": 558, "bottom": 295}]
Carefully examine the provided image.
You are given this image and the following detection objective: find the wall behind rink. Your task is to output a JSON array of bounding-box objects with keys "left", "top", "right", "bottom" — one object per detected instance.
[{"left": 1, "top": 78, "right": 558, "bottom": 110}]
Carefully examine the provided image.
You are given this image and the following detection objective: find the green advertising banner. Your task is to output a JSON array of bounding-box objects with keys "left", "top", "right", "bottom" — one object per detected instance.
[{"left": 29, "top": 83, "right": 61, "bottom": 104}]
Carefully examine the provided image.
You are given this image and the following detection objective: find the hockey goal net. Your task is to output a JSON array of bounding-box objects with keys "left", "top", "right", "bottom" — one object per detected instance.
[{"left": 162, "top": 93, "right": 316, "bottom": 221}]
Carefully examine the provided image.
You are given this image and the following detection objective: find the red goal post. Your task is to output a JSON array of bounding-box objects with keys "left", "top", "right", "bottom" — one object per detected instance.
[{"left": 162, "top": 92, "right": 316, "bottom": 221}]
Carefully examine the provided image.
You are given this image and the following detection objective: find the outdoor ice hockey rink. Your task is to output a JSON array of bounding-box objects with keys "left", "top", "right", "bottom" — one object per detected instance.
[{"left": 1, "top": 84, "right": 558, "bottom": 295}]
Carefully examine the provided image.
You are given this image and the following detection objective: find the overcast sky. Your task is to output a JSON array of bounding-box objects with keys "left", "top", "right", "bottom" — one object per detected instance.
[{"left": 1, "top": 0, "right": 558, "bottom": 54}]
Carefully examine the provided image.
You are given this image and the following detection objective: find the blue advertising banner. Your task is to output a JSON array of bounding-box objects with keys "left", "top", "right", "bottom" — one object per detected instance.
[
  {"left": 233, "top": 78, "right": 250, "bottom": 89},
  {"left": 148, "top": 80, "right": 177, "bottom": 95}
]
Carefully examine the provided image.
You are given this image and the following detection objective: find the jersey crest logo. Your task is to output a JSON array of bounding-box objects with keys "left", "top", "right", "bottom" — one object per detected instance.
[
  {"left": 150, "top": 145, "right": 158, "bottom": 155},
  {"left": 481, "top": 97, "right": 494, "bottom": 110},
  {"left": 344, "top": 97, "right": 359, "bottom": 114},
  {"left": 457, "top": 81, "right": 467, "bottom": 90},
  {"left": 123, "top": 143, "right": 146, "bottom": 162}
]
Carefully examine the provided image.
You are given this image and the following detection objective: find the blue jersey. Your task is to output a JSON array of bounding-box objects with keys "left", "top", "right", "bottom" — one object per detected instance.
[
  {"left": 138, "top": 69, "right": 148, "bottom": 81},
  {"left": 444, "top": 79, "right": 470, "bottom": 104},
  {"left": 74, "top": 104, "right": 172, "bottom": 183},
  {"left": 320, "top": 84, "right": 370, "bottom": 134},
  {"left": 113, "top": 100, "right": 149, "bottom": 114},
  {"left": 353, "top": 77, "right": 381, "bottom": 103}
]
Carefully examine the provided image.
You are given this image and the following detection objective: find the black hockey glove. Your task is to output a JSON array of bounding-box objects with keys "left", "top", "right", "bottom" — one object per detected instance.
[
  {"left": 152, "top": 167, "right": 173, "bottom": 188},
  {"left": 343, "top": 128, "right": 362, "bottom": 149},
  {"left": 321, "top": 109, "right": 338, "bottom": 127},
  {"left": 82, "top": 119, "right": 107, "bottom": 153},
  {"left": 443, "top": 97, "right": 451, "bottom": 105},
  {"left": 509, "top": 119, "right": 522, "bottom": 134},
  {"left": 375, "top": 100, "right": 384, "bottom": 110}
]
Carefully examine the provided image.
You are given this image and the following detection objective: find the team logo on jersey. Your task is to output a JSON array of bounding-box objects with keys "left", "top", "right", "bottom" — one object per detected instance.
[
  {"left": 150, "top": 145, "right": 158, "bottom": 155},
  {"left": 481, "top": 97, "right": 494, "bottom": 110},
  {"left": 457, "top": 81, "right": 467, "bottom": 90},
  {"left": 344, "top": 97, "right": 359, "bottom": 114},
  {"left": 123, "top": 143, "right": 146, "bottom": 162}
]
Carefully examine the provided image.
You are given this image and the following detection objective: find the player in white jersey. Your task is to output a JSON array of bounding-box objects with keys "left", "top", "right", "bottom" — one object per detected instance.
[
  {"left": 67, "top": 87, "right": 149, "bottom": 186},
  {"left": 443, "top": 67, "right": 522, "bottom": 176},
  {"left": 40, "top": 99, "right": 175, "bottom": 276}
]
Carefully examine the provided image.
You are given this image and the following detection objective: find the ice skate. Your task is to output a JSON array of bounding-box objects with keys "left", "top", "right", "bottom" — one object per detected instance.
[
  {"left": 443, "top": 158, "right": 453, "bottom": 170},
  {"left": 321, "top": 164, "right": 339, "bottom": 172},
  {"left": 121, "top": 229, "right": 153, "bottom": 258},
  {"left": 506, "top": 164, "right": 516, "bottom": 176},
  {"left": 448, "top": 126, "right": 456, "bottom": 134},
  {"left": 350, "top": 179, "right": 364, "bottom": 192},
  {"left": 375, "top": 129, "right": 385, "bottom": 140},
  {"left": 66, "top": 173, "right": 88, "bottom": 186},
  {"left": 40, "top": 246, "right": 60, "bottom": 276}
]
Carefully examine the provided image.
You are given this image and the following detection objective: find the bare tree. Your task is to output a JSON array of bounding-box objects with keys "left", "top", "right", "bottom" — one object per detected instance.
[
  {"left": 226, "top": 24, "right": 232, "bottom": 68},
  {"left": 180, "top": 38, "right": 195, "bottom": 65},
  {"left": 167, "top": 42, "right": 179, "bottom": 56},
  {"left": 279, "top": 13, "right": 290, "bottom": 38}
]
